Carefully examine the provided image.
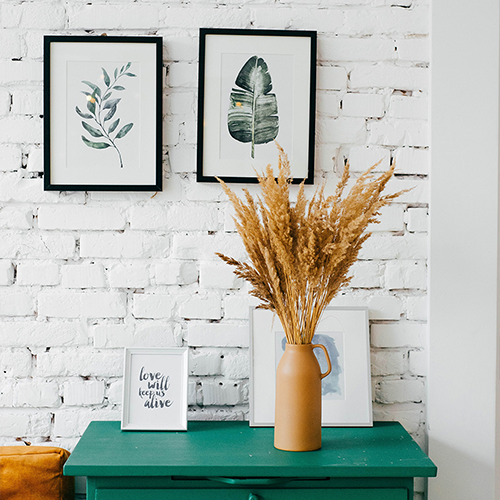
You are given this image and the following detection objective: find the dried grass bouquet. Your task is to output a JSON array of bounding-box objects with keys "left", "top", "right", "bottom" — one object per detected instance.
[{"left": 217, "top": 145, "right": 405, "bottom": 345}]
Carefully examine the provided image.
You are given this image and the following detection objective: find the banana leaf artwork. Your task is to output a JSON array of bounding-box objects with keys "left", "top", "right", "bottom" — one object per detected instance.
[
  {"left": 76, "top": 62, "right": 136, "bottom": 168},
  {"left": 227, "top": 56, "right": 279, "bottom": 159}
]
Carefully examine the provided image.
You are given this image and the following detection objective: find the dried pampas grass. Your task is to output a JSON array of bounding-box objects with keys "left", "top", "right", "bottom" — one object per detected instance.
[{"left": 217, "top": 144, "right": 405, "bottom": 345}]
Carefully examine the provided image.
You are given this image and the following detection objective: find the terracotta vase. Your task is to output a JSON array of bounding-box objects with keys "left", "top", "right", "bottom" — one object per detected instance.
[{"left": 274, "top": 343, "right": 332, "bottom": 452}]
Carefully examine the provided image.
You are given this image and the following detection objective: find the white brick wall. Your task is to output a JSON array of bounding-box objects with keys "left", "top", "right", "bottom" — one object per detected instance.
[
  {"left": 17, "top": 261, "right": 60, "bottom": 286},
  {"left": 38, "top": 292, "right": 127, "bottom": 318},
  {"left": 132, "top": 293, "right": 174, "bottom": 319},
  {"left": 342, "top": 93, "right": 385, "bottom": 118},
  {"left": 63, "top": 380, "right": 105, "bottom": 406},
  {"left": 0, "top": 145, "right": 22, "bottom": 171},
  {"left": 0, "top": 0, "right": 429, "bottom": 482},
  {"left": 0, "top": 260, "right": 14, "bottom": 285},
  {"left": 107, "top": 262, "right": 150, "bottom": 288},
  {"left": 38, "top": 206, "right": 126, "bottom": 231},
  {"left": 61, "top": 264, "right": 106, "bottom": 289}
]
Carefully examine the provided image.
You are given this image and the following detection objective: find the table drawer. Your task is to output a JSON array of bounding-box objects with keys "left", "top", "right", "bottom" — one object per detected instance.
[{"left": 96, "top": 488, "right": 408, "bottom": 500}]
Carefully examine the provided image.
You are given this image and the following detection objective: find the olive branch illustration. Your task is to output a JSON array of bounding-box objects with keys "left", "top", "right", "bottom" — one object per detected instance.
[{"left": 75, "top": 62, "right": 136, "bottom": 168}]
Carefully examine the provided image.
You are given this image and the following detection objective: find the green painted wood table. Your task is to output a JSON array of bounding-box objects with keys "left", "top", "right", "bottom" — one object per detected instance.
[{"left": 64, "top": 421, "right": 437, "bottom": 500}]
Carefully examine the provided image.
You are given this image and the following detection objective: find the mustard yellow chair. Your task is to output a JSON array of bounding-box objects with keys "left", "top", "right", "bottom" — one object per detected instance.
[{"left": 0, "top": 446, "right": 74, "bottom": 500}]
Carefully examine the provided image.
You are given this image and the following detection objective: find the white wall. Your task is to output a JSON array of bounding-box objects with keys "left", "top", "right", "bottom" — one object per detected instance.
[
  {"left": 0, "top": 2, "right": 429, "bottom": 496},
  {"left": 428, "top": 0, "right": 500, "bottom": 498}
]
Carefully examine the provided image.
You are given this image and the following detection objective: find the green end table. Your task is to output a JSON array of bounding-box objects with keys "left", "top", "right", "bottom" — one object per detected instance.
[{"left": 64, "top": 421, "right": 436, "bottom": 500}]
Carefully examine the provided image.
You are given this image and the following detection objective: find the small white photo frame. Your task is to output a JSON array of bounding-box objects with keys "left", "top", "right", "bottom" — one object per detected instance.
[
  {"left": 250, "top": 306, "right": 372, "bottom": 427},
  {"left": 121, "top": 347, "right": 188, "bottom": 431}
]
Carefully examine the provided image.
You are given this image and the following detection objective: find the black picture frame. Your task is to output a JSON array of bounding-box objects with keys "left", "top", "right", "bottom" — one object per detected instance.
[
  {"left": 44, "top": 36, "right": 163, "bottom": 191},
  {"left": 197, "top": 28, "right": 317, "bottom": 184}
]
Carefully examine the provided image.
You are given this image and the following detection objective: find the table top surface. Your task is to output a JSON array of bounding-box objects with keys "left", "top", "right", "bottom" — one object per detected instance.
[{"left": 64, "top": 421, "right": 437, "bottom": 478}]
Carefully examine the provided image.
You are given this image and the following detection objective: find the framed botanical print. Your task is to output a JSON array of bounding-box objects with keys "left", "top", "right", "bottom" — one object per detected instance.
[
  {"left": 250, "top": 306, "right": 373, "bottom": 427},
  {"left": 44, "top": 36, "right": 163, "bottom": 191},
  {"left": 197, "top": 28, "right": 317, "bottom": 184}
]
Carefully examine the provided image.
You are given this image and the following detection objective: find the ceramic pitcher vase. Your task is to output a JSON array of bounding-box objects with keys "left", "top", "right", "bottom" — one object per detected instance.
[{"left": 274, "top": 343, "right": 332, "bottom": 452}]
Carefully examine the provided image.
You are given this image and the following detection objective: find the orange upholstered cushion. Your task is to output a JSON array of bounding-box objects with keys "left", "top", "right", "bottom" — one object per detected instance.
[{"left": 0, "top": 446, "right": 74, "bottom": 500}]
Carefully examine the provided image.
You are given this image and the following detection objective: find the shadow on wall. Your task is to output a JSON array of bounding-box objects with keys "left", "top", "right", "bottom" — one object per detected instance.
[{"left": 428, "top": 439, "right": 494, "bottom": 499}]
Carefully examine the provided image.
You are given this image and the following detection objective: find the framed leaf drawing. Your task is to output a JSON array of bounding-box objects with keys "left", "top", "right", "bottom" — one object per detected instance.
[
  {"left": 197, "top": 29, "right": 317, "bottom": 184},
  {"left": 44, "top": 36, "right": 163, "bottom": 191}
]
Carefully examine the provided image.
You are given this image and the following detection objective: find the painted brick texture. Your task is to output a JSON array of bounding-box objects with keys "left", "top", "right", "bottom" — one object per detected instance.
[{"left": 0, "top": 3, "right": 429, "bottom": 492}]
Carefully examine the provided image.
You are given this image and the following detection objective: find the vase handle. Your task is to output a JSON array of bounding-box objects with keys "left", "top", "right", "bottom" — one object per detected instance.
[{"left": 311, "top": 344, "right": 332, "bottom": 379}]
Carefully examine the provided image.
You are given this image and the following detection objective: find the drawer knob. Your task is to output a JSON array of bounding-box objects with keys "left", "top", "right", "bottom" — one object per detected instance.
[{"left": 248, "top": 495, "right": 260, "bottom": 500}]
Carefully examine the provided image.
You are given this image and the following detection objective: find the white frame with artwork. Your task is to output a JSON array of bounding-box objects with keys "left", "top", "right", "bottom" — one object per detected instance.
[
  {"left": 121, "top": 347, "right": 188, "bottom": 431},
  {"left": 249, "top": 306, "right": 372, "bottom": 427}
]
